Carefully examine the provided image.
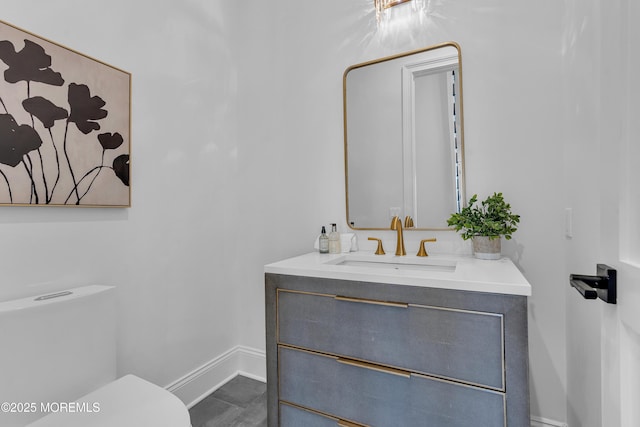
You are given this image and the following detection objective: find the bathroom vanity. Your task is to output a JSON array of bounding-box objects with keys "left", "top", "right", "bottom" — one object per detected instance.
[{"left": 265, "top": 252, "right": 531, "bottom": 427}]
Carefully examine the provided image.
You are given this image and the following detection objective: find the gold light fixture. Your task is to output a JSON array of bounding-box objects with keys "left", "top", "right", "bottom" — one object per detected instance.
[{"left": 375, "top": 0, "right": 427, "bottom": 25}]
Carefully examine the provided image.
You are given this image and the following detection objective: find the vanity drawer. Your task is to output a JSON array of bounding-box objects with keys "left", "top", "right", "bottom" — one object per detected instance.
[
  {"left": 280, "top": 402, "right": 365, "bottom": 427},
  {"left": 278, "top": 346, "right": 505, "bottom": 427},
  {"left": 277, "top": 289, "right": 505, "bottom": 390}
]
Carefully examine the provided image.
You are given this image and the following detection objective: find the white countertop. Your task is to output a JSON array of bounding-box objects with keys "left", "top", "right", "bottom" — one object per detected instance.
[{"left": 265, "top": 252, "right": 532, "bottom": 296}]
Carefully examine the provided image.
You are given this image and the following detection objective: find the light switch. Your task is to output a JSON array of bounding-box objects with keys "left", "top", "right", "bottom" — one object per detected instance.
[{"left": 565, "top": 208, "right": 573, "bottom": 238}]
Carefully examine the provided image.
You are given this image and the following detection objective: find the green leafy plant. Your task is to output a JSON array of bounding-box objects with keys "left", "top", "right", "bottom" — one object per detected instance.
[{"left": 447, "top": 192, "right": 520, "bottom": 240}]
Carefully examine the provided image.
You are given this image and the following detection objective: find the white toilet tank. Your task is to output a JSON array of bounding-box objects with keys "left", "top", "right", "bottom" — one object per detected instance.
[{"left": 0, "top": 285, "right": 117, "bottom": 427}]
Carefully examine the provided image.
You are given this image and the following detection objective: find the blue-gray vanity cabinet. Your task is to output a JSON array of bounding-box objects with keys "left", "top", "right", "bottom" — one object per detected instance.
[{"left": 265, "top": 273, "right": 530, "bottom": 427}]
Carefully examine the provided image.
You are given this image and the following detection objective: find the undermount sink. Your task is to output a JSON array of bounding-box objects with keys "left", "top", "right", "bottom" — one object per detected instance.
[{"left": 324, "top": 254, "right": 457, "bottom": 273}]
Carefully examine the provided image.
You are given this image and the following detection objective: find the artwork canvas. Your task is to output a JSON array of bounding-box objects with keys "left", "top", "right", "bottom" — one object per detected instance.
[{"left": 0, "top": 20, "right": 130, "bottom": 207}]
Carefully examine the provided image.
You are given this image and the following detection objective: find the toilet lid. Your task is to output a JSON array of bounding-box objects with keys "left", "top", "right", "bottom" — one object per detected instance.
[{"left": 27, "top": 375, "right": 191, "bottom": 427}]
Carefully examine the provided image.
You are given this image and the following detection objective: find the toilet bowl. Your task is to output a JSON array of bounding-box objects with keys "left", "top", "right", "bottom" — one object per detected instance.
[
  {"left": 0, "top": 285, "right": 191, "bottom": 427},
  {"left": 28, "top": 375, "right": 191, "bottom": 427}
]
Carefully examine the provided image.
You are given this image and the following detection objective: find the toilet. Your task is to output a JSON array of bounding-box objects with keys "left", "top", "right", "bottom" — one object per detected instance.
[
  {"left": 0, "top": 285, "right": 191, "bottom": 427},
  {"left": 27, "top": 374, "right": 191, "bottom": 427}
]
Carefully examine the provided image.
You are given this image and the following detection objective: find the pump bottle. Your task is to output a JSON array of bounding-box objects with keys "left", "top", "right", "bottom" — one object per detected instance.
[
  {"left": 319, "top": 226, "right": 329, "bottom": 253},
  {"left": 328, "top": 223, "right": 341, "bottom": 254}
]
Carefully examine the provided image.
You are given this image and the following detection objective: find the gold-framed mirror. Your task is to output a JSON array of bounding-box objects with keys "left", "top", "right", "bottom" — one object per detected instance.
[{"left": 344, "top": 42, "right": 465, "bottom": 230}]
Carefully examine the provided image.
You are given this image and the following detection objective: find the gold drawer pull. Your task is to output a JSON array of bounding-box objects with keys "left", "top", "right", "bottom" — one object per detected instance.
[
  {"left": 334, "top": 295, "right": 408, "bottom": 308},
  {"left": 337, "top": 357, "right": 411, "bottom": 378},
  {"left": 337, "top": 420, "right": 368, "bottom": 427}
]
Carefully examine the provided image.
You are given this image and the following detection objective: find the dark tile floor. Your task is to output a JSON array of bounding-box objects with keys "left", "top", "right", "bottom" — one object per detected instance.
[{"left": 189, "top": 375, "right": 267, "bottom": 427}]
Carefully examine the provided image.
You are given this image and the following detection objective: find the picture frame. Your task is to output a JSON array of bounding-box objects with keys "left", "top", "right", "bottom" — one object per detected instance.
[{"left": 0, "top": 20, "right": 131, "bottom": 207}]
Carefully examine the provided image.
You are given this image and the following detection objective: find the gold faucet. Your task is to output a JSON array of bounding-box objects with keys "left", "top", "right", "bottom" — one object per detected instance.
[{"left": 390, "top": 216, "right": 406, "bottom": 256}]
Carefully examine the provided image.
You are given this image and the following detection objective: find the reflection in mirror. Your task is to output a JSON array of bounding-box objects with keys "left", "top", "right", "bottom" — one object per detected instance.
[{"left": 344, "top": 42, "right": 465, "bottom": 230}]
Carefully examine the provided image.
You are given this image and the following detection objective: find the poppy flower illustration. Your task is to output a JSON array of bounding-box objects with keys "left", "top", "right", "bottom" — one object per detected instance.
[
  {"left": 98, "top": 132, "right": 123, "bottom": 150},
  {"left": 0, "top": 114, "right": 43, "bottom": 167},
  {"left": 112, "top": 154, "right": 129, "bottom": 186},
  {"left": 22, "top": 96, "right": 68, "bottom": 128},
  {"left": 68, "top": 83, "right": 107, "bottom": 134},
  {"left": 0, "top": 39, "right": 64, "bottom": 86},
  {"left": 0, "top": 23, "right": 130, "bottom": 206}
]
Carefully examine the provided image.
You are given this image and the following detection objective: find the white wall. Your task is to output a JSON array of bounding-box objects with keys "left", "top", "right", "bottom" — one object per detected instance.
[
  {"left": 0, "top": 0, "right": 242, "bottom": 392},
  {"left": 0, "top": 0, "right": 572, "bottom": 423},
  {"left": 562, "top": 0, "right": 603, "bottom": 424}
]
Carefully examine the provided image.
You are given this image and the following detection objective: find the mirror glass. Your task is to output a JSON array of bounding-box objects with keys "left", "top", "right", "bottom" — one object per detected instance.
[{"left": 344, "top": 43, "right": 465, "bottom": 230}]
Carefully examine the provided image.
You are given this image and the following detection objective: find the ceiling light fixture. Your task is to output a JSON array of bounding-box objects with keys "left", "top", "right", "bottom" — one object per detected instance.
[{"left": 375, "top": 0, "right": 427, "bottom": 25}]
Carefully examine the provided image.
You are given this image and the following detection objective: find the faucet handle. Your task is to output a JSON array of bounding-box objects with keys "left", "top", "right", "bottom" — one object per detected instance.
[
  {"left": 404, "top": 216, "right": 414, "bottom": 228},
  {"left": 416, "top": 238, "right": 437, "bottom": 257},
  {"left": 368, "top": 237, "right": 385, "bottom": 255}
]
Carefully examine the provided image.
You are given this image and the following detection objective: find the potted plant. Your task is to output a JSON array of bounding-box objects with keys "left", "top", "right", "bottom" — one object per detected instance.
[{"left": 447, "top": 192, "right": 520, "bottom": 260}]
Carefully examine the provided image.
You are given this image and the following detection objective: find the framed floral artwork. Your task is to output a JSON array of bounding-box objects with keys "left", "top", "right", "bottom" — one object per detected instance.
[{"left": 0, "top": 20, "right": 130, "bottom": 207}]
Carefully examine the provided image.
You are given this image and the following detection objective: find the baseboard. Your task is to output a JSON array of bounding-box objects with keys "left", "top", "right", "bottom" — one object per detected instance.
[
  {"left": 531, "top": 416, "right": 569, "bottom": 427},
  {"left": 166, "top": 345, "right": 266, "bottom": 409},
  {"left": 235, "top": 345, "right": 268, "bottom": 382}
]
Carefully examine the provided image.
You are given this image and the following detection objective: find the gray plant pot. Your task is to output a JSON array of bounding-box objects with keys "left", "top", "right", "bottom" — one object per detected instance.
[{"left": 472, "top": 236, "right": 501, "bottom": 260}]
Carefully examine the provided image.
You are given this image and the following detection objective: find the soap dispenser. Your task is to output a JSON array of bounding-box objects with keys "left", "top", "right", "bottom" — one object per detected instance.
[
  {"left": 319, "top": 226, "right": 329, "bottom": 253},
  {"left": 328, "top": 223, "right": 341, "bottom": 254}
]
